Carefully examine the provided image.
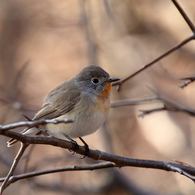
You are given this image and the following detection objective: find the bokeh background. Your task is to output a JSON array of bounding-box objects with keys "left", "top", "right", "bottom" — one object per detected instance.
[{"left": 0, "top": 0, "right": 195, "bottom": 194}]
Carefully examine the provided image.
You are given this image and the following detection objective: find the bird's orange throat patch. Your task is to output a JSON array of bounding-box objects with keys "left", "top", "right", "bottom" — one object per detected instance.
[
  {"left": 94, "top": 82, "right": 111, "bottom": 114},
  {"left": 100, "top": 82, "right": 112, "bottom": 97}
]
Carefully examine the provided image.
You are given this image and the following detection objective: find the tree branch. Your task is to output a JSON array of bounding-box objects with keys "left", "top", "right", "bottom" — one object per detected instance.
[
  {"left": 178, "top": 76, "right": 195, "bottom": 88},
  {"left": 171, "top": 0, "right": 195, "bottom": 32},
  {"left": 0, "top": 162, "right": 116, "bottom": 185},
  {"left": 2, "top": 129, "right": 195, "bottom": 181},
  {"left": 110, "top": 96, "right": 159, "bottom": 108},
  {"left": 0, "top": 143, "right": 28, "bottom": 194},
  {"left": 0, "top": 119, "right": 73, "bottom": 131},
  {"left": 113, "top": 0, "right": 195, "bottom": 91},
  {"left": 1, "top": 141, "right": 195, "bottom": 187},
  {"left": 138, "top": 94, "right": 195, "bottom": 118}
]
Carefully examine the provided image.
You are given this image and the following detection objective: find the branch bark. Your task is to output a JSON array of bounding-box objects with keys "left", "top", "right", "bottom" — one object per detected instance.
[{"left": 1, "top": 129, "right": 195, "bottom": 184}]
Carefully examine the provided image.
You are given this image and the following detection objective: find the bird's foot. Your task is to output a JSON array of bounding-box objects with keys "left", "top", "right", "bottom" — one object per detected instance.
[
  {"left": 79, "top": 137, "right": 89, "bottom": 158},
  {"left": 63, "top": 134, "right": 79, "bottom": 154}
]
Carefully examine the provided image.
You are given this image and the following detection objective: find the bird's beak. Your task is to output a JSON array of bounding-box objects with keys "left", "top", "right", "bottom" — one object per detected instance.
[{"left": 107, "top": 77, "right": 120, "bottom": 82}]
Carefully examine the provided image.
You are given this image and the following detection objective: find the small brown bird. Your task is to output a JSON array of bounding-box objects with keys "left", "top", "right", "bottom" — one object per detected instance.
[{"left": 7, "top": 65, "right": 119, "bottom": 149}]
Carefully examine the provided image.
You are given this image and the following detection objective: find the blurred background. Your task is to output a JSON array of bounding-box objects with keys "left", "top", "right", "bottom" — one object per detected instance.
[{"left": 0, "top": 0, "right": 195, "bottom": 194}]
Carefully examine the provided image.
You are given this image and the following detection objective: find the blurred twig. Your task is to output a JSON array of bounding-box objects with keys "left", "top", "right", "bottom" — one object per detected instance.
[
  {"left": 110, "top": 96, "right": 158, "bottom": 107},
  {"left": 79, "top": 0, "right": 98, "bottom": 65},
  {"left": 138, "top": 92, "right": 195, "bottom": 117},
  {"left": 178, "top": 76, "right": 195, "bottom": 88},
  {"left": 23, "top": 144, "right": 36, "bottom": 173}
]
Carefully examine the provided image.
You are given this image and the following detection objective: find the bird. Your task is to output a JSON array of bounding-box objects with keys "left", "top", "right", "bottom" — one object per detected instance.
[{"left": 7, "top": 65, "right": 119, "bottom": 154}]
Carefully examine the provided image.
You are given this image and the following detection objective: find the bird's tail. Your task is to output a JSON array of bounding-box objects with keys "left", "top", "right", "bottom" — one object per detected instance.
[
  {"left": 7, "top": 138, "right": 18, "bottom": 147},
  {"left": 7, "top": 128, "right": 35, "bottom": 147}
]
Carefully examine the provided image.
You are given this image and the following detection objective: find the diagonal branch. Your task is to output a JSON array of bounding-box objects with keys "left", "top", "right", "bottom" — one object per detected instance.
[
  {"left": 113, "top": 33, "right": 195, "bottom": 91},
  {"left": 0, "top": 143, "right": 28, "bottom": 194},
  {"left": 113, "top": 0, "right": 195, "bottom": 91},
  {"left": 171, "top": 0, "right": 195, "bottom": 32}
]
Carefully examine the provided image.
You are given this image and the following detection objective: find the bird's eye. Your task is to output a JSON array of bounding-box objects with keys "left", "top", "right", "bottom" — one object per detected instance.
[{"left": 91, "top": 78, "right": 99, "bottom": 84}]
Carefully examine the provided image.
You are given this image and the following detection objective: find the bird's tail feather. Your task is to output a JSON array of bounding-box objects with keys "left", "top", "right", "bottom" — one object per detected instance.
[{"left": 7, "top": 127, "right": 35, "bottom": 147}]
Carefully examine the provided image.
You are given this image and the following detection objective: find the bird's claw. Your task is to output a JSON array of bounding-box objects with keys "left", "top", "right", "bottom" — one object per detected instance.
[{"left": 69, "top": 140, "right": 79, "bottom": 155}]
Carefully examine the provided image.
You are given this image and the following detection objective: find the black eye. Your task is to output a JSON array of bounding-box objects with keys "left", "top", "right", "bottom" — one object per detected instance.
[{"left": 91, "top": 78, "right": 99, "bottom": 84}]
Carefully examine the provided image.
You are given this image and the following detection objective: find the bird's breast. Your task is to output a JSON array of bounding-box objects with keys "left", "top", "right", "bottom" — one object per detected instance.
[{"left": 94, "top": 82, "right": 111, "bottom": 114}]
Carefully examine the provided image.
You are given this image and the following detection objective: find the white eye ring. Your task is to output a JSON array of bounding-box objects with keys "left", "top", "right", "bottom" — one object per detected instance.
[{"left": 91, "top": 78, "right": 99, "bottom": 84}]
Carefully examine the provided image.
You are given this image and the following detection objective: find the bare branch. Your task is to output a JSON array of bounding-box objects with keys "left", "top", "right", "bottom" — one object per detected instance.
[
  {"left": 0, "top": 143, "right": 28, "bottom": 193},
  {"left": 1, "top": 143, "right": 195, "bottom": 186},
  {"left": 23, "top": 145, "right": 36, "bottom": 173},
  {"left": 110, "top": 96, "right": 158, "bottom": 108},
  {"left": 113, "top": 0, "right": 195, "bottom": 91},
  {"left": 1, "top": 160, "right": 194, "bottom": 186},
  {"left": 0, "top": 162, "right": 115, "bottom": 185},
  {"left": 113, "top": 34, "right": 194, "bottom": 91},
  {"left": 139, "top": 95, "right": 195, "bottom": 117},
  {"left": 2, "top": 130, "right": 195, "bottom": 180},
  {"left": 22, "top": 115, "right": 49, "bottom": 138},
  {"left": 0, "top": 119, "right": 73, "bottom": 131},
  {"left": 171, "top": 0, "right": 195, "bottom": 32},
  {"left": 166, "top": 163, "right": 195, "bottom": 182}
]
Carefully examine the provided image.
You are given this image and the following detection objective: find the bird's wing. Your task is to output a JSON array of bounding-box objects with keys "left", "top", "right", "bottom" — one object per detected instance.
[
  {"left": 33, "top": 89, "right": 81, "bottom": 120},
  {"left": 7, "top": 83, "right": 81, "bottom": 147}
]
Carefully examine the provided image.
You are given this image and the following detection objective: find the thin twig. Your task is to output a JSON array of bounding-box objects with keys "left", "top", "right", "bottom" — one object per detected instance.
[
  {"left": 113, "top": 0, "right": 195, "bottom": 91},
  {"left": 23, "top": 144, "right": 36, "bottom": 173},
  {"left": 139, "top": 96, "right": 195, "bottom": 117},
  {"left": 1, "top": 161, "right": 194, "bottom": 186},
  {"left": 113, "top": 34, "right": 194, "bottom": 91},
  {"left": 0, "top": 143, "right": 28, "bottom": 193},
  {"left": 137, "top": 88, "right": 195, "bottom": 117},
  {"left": 79, "top": 0, "right": 98, "bottom": 65},
  {"left": 139, "top": 107, "right": 166, "bottom": 118},
  {"left": 0, "top": 119, "right": 73, "bottom": 131},
  {"left": 171, "top": 0, "right": 195, "bottom": 32},
  {"left": 1, "top": 162, "right": 115, "bottom": 185},
  {"left": 22, "top": 115, "right": 49, "bottom": 137},
  {"left": 166, "top": 163, "right": 195, "bottom": 182},
  {"left": 178, "top": 76, "right": 195, "bottom": 88},
  {"left": 110, "top": 96, "right": 159, "bottom": 108}
]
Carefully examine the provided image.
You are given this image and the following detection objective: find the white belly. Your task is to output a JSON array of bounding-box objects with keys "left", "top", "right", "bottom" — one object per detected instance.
[{"left": 45, "top": 105, "right": 109, "bottom": 138}]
